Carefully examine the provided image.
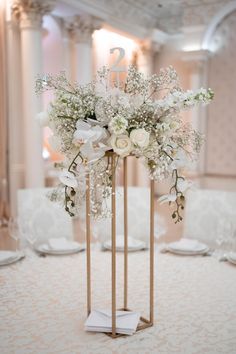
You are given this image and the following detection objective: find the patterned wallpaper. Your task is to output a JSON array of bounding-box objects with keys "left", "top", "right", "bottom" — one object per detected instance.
[{"left": 206, "top": 10, "right": 236, "bottom": 176}]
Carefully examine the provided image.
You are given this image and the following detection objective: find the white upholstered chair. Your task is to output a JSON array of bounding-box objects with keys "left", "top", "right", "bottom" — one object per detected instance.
[
  {"left": 17, "top": 188, "right": 73, "bottom": 247},
  {"left": 183, "top": 188, "right": 236, "bottom": 247}
]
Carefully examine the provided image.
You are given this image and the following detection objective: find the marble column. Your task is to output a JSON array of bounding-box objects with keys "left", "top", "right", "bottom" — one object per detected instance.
[
  {"left": 61, "top": 19, "right": 74, "bottom": 82},
  {"left": 67, "top": 15, "right": 101, "bottom": 85},
  {"left": 182, "top": 49, "right": 210, "bottom": 175},
  {"left": 6, "top": 16, "right": 24, "bottom": 215},
  {"left": 12, "top": 0, "right": 55, "bottom": 188},
  {"left": 138, "top": 40, "right": 160, "bottom": 76}
]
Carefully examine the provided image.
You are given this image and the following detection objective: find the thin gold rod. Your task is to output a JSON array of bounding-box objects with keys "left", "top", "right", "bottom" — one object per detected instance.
[
  {"left": 123, "top": 157, "right": 128, "bottom": 310},
  {"left": 111, "top": 153, "right": 116, "bottom": 337},
  {"left": 86, "top": 172, "right": 91, "bottom": 316},
  {"left": 150, "top": 179, "right": 155, "bottom": 324}
]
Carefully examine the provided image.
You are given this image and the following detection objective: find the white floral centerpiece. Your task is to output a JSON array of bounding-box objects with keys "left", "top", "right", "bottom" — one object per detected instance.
[{"left": 36, "top": 65, "right": 213, "bottom": 223}]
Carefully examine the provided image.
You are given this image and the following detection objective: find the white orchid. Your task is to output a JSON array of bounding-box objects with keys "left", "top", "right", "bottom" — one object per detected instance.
[
  {"left": 158, "top": 193, "right": 177, "bottom": 205},
  {"left": 177, "top": 179, "right": 193, "bottom": 193},
  {"left": 170, "top": 150, "right": 191, "bottom": 170},
  {"left": 80, "top": 142, "right": 109, "bottom": 163},
  {"left": 59, "top": 170, "right": 78, "bottom": 188},
  {"left": 73, "top": 121, "right": 107, "bottom": 145}
]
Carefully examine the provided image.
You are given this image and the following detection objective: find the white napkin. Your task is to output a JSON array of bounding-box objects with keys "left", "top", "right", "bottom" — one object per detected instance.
[
  {"left": 85, "top": 309, "right": 140, "bottom": 335},
  {"left": 169, "top": 238, "right": 207, "bottom": 252},
  {"left": 0, "top": 251, "right": 17, "bottom": 263},
  {"left": 104, "top": 235, "right": 145, "bottom": 249},
  {"left": 48, "top": 238, "right": 78, "bottom": 251}
]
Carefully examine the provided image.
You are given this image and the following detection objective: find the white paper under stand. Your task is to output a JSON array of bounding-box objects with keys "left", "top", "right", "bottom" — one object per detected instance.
[{"left": 85, "top": 309, "right": 140, "bottom": 335}]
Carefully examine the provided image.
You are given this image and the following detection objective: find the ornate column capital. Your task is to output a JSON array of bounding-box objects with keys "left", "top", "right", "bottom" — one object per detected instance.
[
  {"left": 67, "top": 15, "right": 102, "bottom": 44},
  {"left": 139, "top": 40, "right": 161, "bottom": 57},
  {"left": 11, "top": 0, "right": 56, "bottom": 29}
]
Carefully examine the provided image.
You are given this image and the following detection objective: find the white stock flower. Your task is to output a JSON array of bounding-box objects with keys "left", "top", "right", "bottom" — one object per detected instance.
[
  {"left": 110, "top": 134, "right": 133, "bottom": 157},
  {"left": 36, "top": 111, "right": 49, "bottom": 127},
  {"left": 59, "top": 170, "right": 78, "bottom": 188},
  {"left": 130, "top": 128, "right": 150, "bottom": 148},
  {"left": 109, "top": 115, "right": 128, "bottom": 135}
]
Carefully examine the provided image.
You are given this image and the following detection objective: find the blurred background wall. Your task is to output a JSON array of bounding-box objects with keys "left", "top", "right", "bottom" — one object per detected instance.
[{"left": 1, "top": 0, "right": 236, "bottom": 217}]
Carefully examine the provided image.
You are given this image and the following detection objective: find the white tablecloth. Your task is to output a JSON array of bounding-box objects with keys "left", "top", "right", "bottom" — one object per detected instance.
[{"left": 0, "top": 248, "right": 236, "bottom": 354}]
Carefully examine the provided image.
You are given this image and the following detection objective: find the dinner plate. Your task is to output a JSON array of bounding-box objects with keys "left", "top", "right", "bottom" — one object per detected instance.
[
  {"left": 167, "top": 246, "right": 209, "bottom": 256},
  {"left": 167, "top": 239, "right": 208, "bottom": 255},
  {"left": 227, "top": 252, "right": 236, "bottom": 262},
  {"left": 103, "top": 239, "right": 146, "bottom": 252},
  {"left": 227, "top": 253, "right": 236, "bottom": 265},
  {"left": 36, "top": 243, "right": 85, "bottom": 255},
  {"left": 0, "top": 251, "right": 25, "bottom": 266}
]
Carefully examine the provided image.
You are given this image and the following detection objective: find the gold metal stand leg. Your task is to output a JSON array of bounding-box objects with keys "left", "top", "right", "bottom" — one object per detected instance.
[
  {"left": 86, "top": 173, "right": 91, "bottom": 316},
  {"left": 123, "top": 157, "right": 128, "bottom": 310},
  {"left": 90, "top": 153, "right": 155, "bottom": 338},
  {"left": 150, "top": 179, "right": 155, "bottom": 324},
  {"left": 111, "top": 153, "right": 116, "bottom": 337}
]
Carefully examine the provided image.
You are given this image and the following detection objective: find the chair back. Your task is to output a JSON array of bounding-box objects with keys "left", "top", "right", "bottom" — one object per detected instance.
[
  {"left": 17, "top": 188, "right": 73, "bottom": 246},
  {"left": 183, "top": 188, "right": 236, "bottom": 247}
]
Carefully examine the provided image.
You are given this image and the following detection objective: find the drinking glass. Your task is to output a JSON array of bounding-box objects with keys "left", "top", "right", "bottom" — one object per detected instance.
[
  {"left": 216, "top": 218, "right": 235, "bottom": 258},
  {"left": 8, "top": 217, "right": 20, "bottom": 252},
  {"left": 23, "top": 221, "right": 39, "bottom": 249}
]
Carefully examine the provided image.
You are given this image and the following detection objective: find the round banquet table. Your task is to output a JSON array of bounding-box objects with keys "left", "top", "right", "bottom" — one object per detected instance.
[{"left": 0, "top": 247, "right": 236, "bottom": 354}]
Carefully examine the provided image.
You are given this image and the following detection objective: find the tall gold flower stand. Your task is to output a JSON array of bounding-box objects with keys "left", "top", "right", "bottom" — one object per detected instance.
[{"left": 85, "top": 152, "right": 155, "bottom": 338}]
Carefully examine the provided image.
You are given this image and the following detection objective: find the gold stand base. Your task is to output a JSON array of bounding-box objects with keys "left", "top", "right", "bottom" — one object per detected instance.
[{"left": 105, "top": 308, "right": 153, "bottom": 339}]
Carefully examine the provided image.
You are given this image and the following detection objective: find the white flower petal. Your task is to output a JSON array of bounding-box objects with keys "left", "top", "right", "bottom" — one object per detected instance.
[
  {"left": 76, "top": 120, "right": 90, "bottom": 130},
  {"left": 158, "top": 193, "right": 177, "bottom": 205},
  {"left": 110, "top": 134, "right": 133, "bottom": 157},
  {"left": 130, "top": 128, "right": 150, "bottom": 148},
  {"left": 59, "top": 170, "right": 78, "bottom": 188}
]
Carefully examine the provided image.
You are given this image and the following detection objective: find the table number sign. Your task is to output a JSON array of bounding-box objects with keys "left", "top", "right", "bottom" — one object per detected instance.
[{"left": 110, "top": 47, "right": 126, "bottom": 86}]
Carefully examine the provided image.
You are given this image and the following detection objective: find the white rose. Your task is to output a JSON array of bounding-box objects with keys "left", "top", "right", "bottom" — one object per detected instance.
[
  {"left": 130, "top": 128, "right": 150, "bottom": 148},
  {"left": 36, "top": 111, "right": 49, "bottom": 127},
  {"left": 110, "top": 134, "right": 133, "bottom": 157}
]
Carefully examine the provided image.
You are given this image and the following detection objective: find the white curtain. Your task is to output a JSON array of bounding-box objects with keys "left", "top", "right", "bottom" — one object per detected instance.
[{"left": 0, "top": 1, "right": 10, "bottom": 222}]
